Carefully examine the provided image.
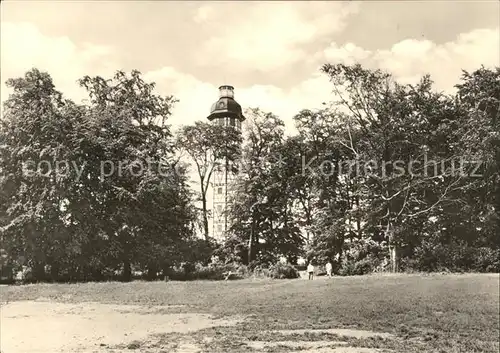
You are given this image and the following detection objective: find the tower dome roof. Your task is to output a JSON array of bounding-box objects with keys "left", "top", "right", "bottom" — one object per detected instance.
[{"left": 207, "top": 85, "right": 245, "bottom": 121}]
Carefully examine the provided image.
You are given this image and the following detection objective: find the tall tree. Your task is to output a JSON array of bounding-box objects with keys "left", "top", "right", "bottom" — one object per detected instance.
[
  {"left": 452, "top": 67, "right": 500, "bottom": 247},
  {"left": 76, "top": 70, "right": 184, "bottom": 281},
  {"left": 319, "top": 63, "right": 484, "bottom": 272},
  {"left": 226, "top": 109, "right": 303, "bottom": 265},
  {"left": 1, "top": 69, "right": 196, "bottom": 282},
  {"left": 176, "top": 121, "right": 241, "bottom": 241},
  {"left": 0, "top": 69, "right": 78, "bottom": 281}
]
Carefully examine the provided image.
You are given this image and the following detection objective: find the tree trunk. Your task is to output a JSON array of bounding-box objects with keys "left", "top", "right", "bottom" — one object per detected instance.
[
  {"left": 147, "top": 267, "right": 157, "bottom": 280},
  {"left": 336, "top": 247, "right": 343, "bottom": 274},
  {"left": 386, "top": 221, "right": 398, "bottom": 273},
  {"left": 122, "top": 260, "right": 132, "bottom": 282},
  {"left": 299, "top": 197, "right": 313, "bottom": 244},
  {"left": 248, "top": 218, "right": 254, "bottom": 265},
  {"left": 495, "top": 164, "right": 500, "bottom": 247},
  {"left": 390, "top": 245, "right": 399, "bottom": 273},
  {"left": 68, "top": 266, "right": 77, "bottom": 282},
  {"left": 50, "top": 262, "right": 60, "bottom": 282},
  {"left": 253, "top": 226, "right": 259, "bottom": 263},
  {"left": 161, "top": 264, "right": 171, "bottom": 281},
  {"left": 305, "top": 207, "right": 312, "bottom": 243},
  {"left": 346, "top": 179, "right": 352, "bottom": 239},
  {"left": 355, "top": 188, "right": 361, "bottom": 238},
  {"left": 33, "top": 262, "right": 46, "bottom": 282},
  {"left": 201, "top": 192, "right": 209, "bottom": 241},
  {"left": 91, "top": 268, "right": 103, "bottom": 282}
]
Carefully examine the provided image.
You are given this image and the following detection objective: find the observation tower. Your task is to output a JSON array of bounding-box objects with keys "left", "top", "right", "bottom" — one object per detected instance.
[{"left": 207, "top": 85, "right": 245, "bottom": 241}]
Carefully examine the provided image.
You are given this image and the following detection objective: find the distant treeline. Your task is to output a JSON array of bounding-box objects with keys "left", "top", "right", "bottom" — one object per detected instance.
[{"left": 1, "top": 64, "right": 499, "bottom": 282}]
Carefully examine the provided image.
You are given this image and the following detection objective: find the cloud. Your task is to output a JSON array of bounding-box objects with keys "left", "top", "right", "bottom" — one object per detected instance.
[
  {"left": 196, "top": 2, "right": 359, "bottom": 72},
  {"left": 143, "top": 67, "right": 218, "bottom": 128},
  {"left": 320, "top": 27, "right": 499, "bottom": 92},
  {"left": 0, "top": 22, "right": 118, "bottom": 105},
  {"left": 322, "top": 42, "right": 372, "bottom": 66},
  {"left": 193, "top": 5, "right": 215, "bottom": 23}
]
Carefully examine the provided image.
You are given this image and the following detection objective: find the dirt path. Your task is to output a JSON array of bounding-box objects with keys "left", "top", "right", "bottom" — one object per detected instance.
[{"left": 0, "top": 301, "right": 241, "bottom": 353}]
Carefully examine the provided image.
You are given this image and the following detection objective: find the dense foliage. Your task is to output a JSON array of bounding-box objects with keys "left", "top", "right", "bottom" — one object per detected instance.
[
  {"left": 1, "top": 64, "right": 498, "bottom": 282},
  {"left": 219, "top": 65, "right": 499, "bottom": 275},
  {"left": 0, "top": 70, "right": 197, "bottom": 282}
]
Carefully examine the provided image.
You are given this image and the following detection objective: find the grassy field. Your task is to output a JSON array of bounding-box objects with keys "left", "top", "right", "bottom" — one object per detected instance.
[{"left": 1, "top": 273, "right": 499, "bottom": 353}]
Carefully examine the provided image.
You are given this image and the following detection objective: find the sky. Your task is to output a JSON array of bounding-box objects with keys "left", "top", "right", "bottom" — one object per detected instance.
[{"left": 1, "top": 0, "right": 499, "bottom": 132}]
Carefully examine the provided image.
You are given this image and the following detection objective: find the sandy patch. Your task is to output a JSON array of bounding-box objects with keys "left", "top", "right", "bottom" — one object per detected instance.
[
  {"left": 174, "top": 341, "right": 202, "bottom": 353},
  {"left": 0, "top": 300, "right": 241, "bottom": 353},
  {"left": 244, "top": 341, "right": 387, "bottom": 353},
  {"left": 244, "top": 340, "right": 348, "bottom": 349},
  {"left": 242, "top": 328, "right": 395, "bottom": 352},
  {"left": 303, "top": 349, "right": 387, "bottom": 353},
  {"left": 272, "top": 328, "right": 394, "bottom": 339}
]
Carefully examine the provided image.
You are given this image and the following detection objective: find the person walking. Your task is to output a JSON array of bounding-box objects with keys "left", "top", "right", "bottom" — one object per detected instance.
[
  {"left": 307, "top": 262, "right": 314, "bottom": 280},
  {"left": 325, "top": 261, "right": 333, "bottom": 278}
]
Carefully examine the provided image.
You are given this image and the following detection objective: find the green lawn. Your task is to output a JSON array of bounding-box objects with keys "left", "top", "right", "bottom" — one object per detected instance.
[{"left": 1, "top": 273, "right": 498, "bottom": 352}]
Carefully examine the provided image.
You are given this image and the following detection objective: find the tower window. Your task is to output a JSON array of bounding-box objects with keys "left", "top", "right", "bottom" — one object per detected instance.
[
  {"left": 217, "top": 187, "right": 223, "bottom": 194},
  {"left": 230, "top": 118, "right": 236, "bottom": 127},
  {"left": 219, "top": 86, "right": 234, "bottom": 98}
]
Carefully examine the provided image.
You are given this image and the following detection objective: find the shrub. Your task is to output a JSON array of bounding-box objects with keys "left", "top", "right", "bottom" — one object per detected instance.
[
  {"left": 165, "top": 261, "right": 302, "bottom": 281},
  {"left": 338, "top": 258, "right": 355, "bottom": 276},
  {"left": 337, "top": 254, "right": 385, "bottom": 276},
  {"left": 251, "top": 265, "right": 270, "bottom": 278},
  {"left": 166, "top": 262, "right": 250, "bottom": 281},
  {"left": 267, "top": 263, "right": 300, "bottom": 279},
  {"left": 472, "top": 247, "right": 500, "bottom": 272},
  {"left": 408, "top": 241, "right": 500, "bottom": 273},
  {"left": 337, "top": 238, "right": 387, "bottom": 276}
]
